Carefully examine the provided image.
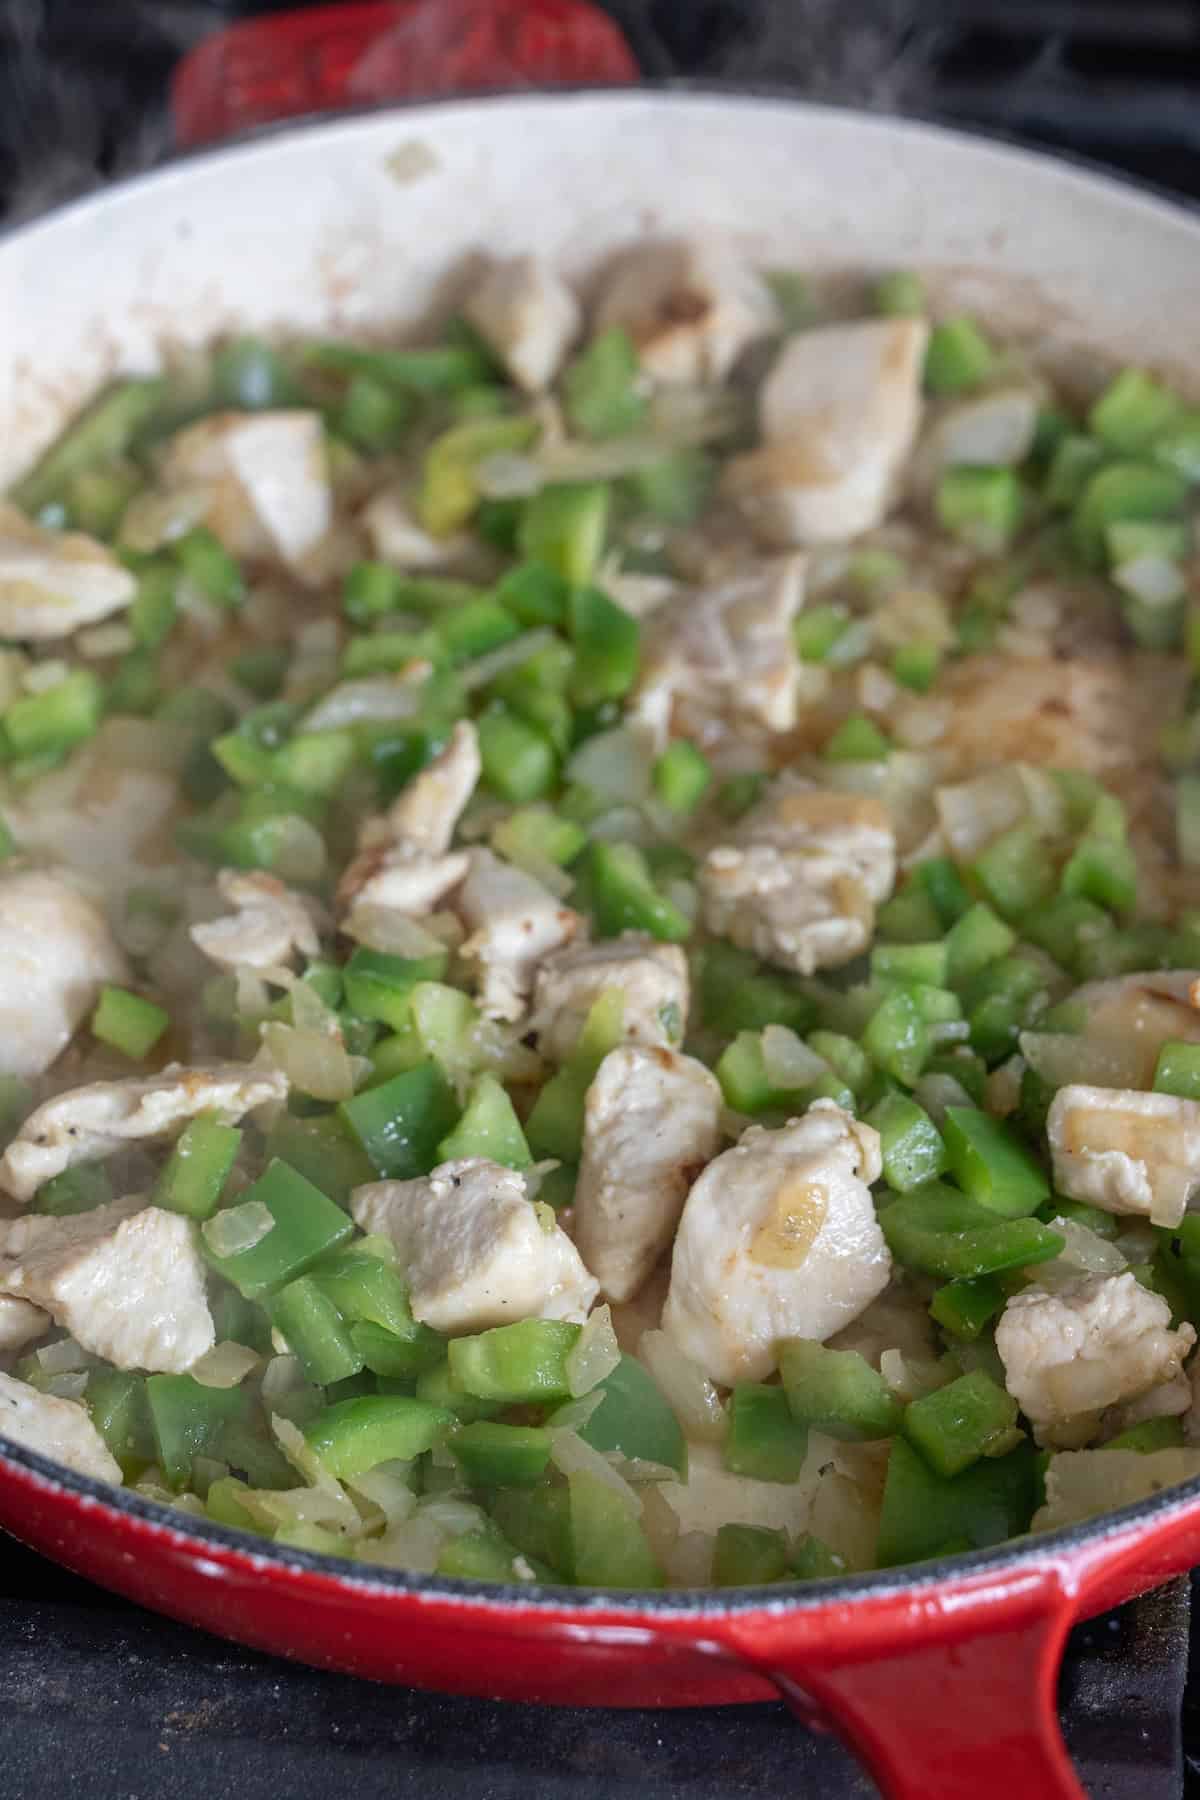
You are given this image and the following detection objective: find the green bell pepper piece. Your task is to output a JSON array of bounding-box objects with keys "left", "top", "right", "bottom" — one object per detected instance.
[
  {"left": 902, "top": 1370, "right": 1021, "bottom": 1477},
  {"left": 779, "top": 1340, "right": 901, "bottom": 1441},
  {"left": 448, "top": 1319, "right": 581, "bottom": 1405},
  {"left": 304, "top": 1394, "right": 453, "bottom": 1480},
  {"left": 725, "top": 1383, "right": 808, "bottom": 1483}
]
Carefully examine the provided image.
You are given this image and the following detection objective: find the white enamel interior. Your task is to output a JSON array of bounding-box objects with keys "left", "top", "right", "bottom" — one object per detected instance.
[{"left": 2, "top": 91, "right": 1200, "bottom": 489}]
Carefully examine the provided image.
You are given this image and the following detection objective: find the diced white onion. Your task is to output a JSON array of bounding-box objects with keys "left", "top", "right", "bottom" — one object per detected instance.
[
  {"left": 936, "top": 765, "right": 1029, "bottom": 859},
  {"left": 1018, "top": 1029, "right": 1146, "bottom": 1093},
  {"left": 879, "top": 1347, "right": 953, "bottom": 1403},
  {"left": 566, "top": 1304, "right": 621, "bottom": 1398},
  {"left": 548, "top": 1427, "right": 640, "bottom": 1510},
  {"left": 760, "top": 1025, "right": 829, "bottom": 1091},
  {"left": 662, "top": 1530, "right": 715, "bottom": 1588},
  {"left": 460, "top": 628, "right": 556, "bottom": 692},
  {"left": 43, "top": 1372, "right": 90, "bottom": 1402},
  {"left": 190, "top": 1340, "right": 260, "bottom": 1389},
  {"left": 260, "top": 1354, "right": 306, "bottom": 1408},
  {"left": 202, "top": 1199, "right": 274, "bottom": 1257},
  {"left": 347, "top": 1460, "right": 417, "bottom": 1526},
  {"left": 303, "top": 673, "right": 428, "bottom": 733},
  {"left": 22, "top": 659, "right": 70, "bottom": 695},
  {"left": 566, "top": 727, "right": 650, "bottom": 808},
  {"left": 1112, "top": 554, "right": 1186, "bottom": 608},
  {"left": 342, "top": 903, "right": 447, "bottom": 956},
  {"left": 1035, "top": 1217, "right": 1127, "bottom": 1291},
  {"left": 913, "top": 1071, "right": 974, "bottom": 1127},
  {"left": 260, "top": 1021, "right": 357, "bottom": 1102},
  {"left": 639, "top": 1329, "right": 728, "bottom": 1444},
  {"left": 984, "top": 1054, "right": 1025, "bottom": 1118},
  {"left": 192, "top": 1456, "right": 230, "bottom": 1491},
  {"left": 474, "top": 452, "right": 543, "bottom": 498},
  {"left": 35, "top": 1338, "right": 90, "bottom": 1374}
]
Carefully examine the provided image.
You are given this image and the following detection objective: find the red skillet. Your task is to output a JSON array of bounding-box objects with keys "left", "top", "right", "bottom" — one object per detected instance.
[{"left": 2, "top": 7, "right": 1199, "bottom": 1796}]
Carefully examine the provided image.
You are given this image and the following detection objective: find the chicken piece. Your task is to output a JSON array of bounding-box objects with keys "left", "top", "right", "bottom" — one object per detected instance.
[
  {"left": 456, "top": 848, "right": 581, "bottom": 1023},
  {"left": 0, "top": 504, "right": 136, "bottom": 638},
  {"left": 633, "top": 556, "right": 806, "bottom": 751},
  {"left": 337, "top": 722, "right": 480, "bottom": 913},
  {"left": 592, "top": 240, "right": 777, "bottom": 385},
  {"left": 1101, "top": 1368, "right": 1191, "bottom": 1442},
  {"left": 0, "top": 1369, "right": 120, "bottom": 1483},
  {"left": 464, "top": 254, "right": 581, "bottom": 392},
  {"left": 0, "top": 1061, "right": 287, "bottom": 1203},
  {"left": 662, "top": 1100, "right": 892, "bottom": 1386},
  {"left": 351, "top": 1158, "right": 598, "bottom": 1332},
  {"left": 995, "top": 1271, "right": 1196, "bottom": 1449},
  {"left": 0, "top": 1197, "right": 213, "bottom": 1373},
  {"left": 360, "top": 488, "right": 474, "bottom": 570},
  {"left": 575, "top": 1046, "right": 722, "bottom": 1303},
  {"left": 0, "top": 1295, "right": 50, "bottom": 1352},
  {"left": 190, "top": 869, "right": 320, "bottom": 973},
  {"left": 530, "top": 934, "right": 689, "bottom": 1063},
  {"left": 160, "top": 411, "right": 331, "bottom": 575},
  {"left": 700, "top": 780, "right": 896, "bottom": 975},
  {"left": 5, "top": 745, "right": 180, "bottom": 909},
  {"left": 0, "top": 868, "right": 128, "bottom": 1078},
  {"left": 723, "top": 318, "right": 929, "bottom": 546},
  {"left": 1046, "top": 1085, "right": 1200, "bottom": 1229}
]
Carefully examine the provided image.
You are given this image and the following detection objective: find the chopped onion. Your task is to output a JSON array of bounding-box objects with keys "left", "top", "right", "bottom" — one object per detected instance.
[
  {"left": 260, "top": 1021, "right": 357, "bottom": 1102},
  {"left": 1018, "top": 1030, "right": 1146, "bottom": 1092},
  {"left": 1035, "top": 1447, "right": 1200, "bottom": 1532},
  {"left": 347, "top": 1461, "right": 417, "bottom": 1526},
  {"left": 545, "top": 1390, "right": 604, "bottom": 1436},
  {"left": 202, "top": 1199, "right": 274, "bottom": 1258},
  {"left": 190, "top": 1340, "right": 260, "bottom": 1389},
  {"left": 303, "top": 673, "right": 427, "bottom": 732},
  {"left": 616, "top": 1457, "right": 680, "bottom": 1485},
  {"left": 342, "top": 903, "right": 447, "bottom": 956},
  {"left": 532, "top": 1200, "right": 557, "bottom": 1236},
  {"left": 119, "top": 484, "right": 212, "bottom": 553},
  {"left": 662, "top": 1530, "right": 715, "bottom": 1588},
  {"left": 192, "top": 1456, "right": 230, "bottom": 1491},
  {"left": 263, "top": 815, "right": 326, "bottom": 885},
  {"left": 936, "top": 765, "right": 1029, "bottom": 859},
  {"left": 43, "top": 1372, "right": 89, "bottom": 1402},
  {"left": 260, "top": 1354, "right": 306, "bottom": 1408},
  {"left": 1034, "top": 1217, "right": 1127, "bottom": 1292},
  {"left": 638, "top": 1480, "right": 682, "bottom": 1565},
  {"left": 879, "top": 1348, "right": 952, "bottom": 1402},
  {"left": 984, "top": 1054, "right": 1025, "bottom": 1118},
  {"left": 22, "top": 659, "right": 70, "bottom": 695},
  {"left": 460, "top": 628, "right": 556, "bottom": 692},
  {"left": 548, "top": 1427, "right": 640, "bottom": 1510},
  {"left": 35, "top": 1338, "right": 90, "bottom": 1375},
  {"left": 914, "top": 1071, "right": 974, "bottom": 1126},
  {"left": 566, "top": 727, "right": 650, "bottom": 808},
  {"left": 474, "top": 452, "right": 542, "bottom": 498},
  {"left": 760, "top": 1025, "right": 829, "bottom": 1091},
  {"left": 358, "top": 1512, "right": 444, "bottom": 1572},
  {"left": 77, "top": 622, "right": 136, "bottom": 660},
  {"left": 639, "top": 1329, "right": 727, "bottom": 1444},
  {"left": 270, "top": 1413, "right": 362, "bottom": 1530},
  {"left": 1113, "top": 554, "right": 1186, "bottom": 608},
  {"left": 566, "top": 1304, "right": 621, "bottom": 1398}
]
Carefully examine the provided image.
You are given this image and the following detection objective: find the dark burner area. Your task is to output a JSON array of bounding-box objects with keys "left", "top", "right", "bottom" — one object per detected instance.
[{"left": 3, "top": 0, "right": 1200, "bottom": 1792}]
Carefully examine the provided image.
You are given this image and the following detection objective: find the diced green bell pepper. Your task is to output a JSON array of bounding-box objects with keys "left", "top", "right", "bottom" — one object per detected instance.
[
  {"left": 924, "top": 318, "right": 993, "bottom": 394},
  {"left": 875, "top": 1437, "right": 1038, "bottom": 1566},
  {"left": 304, "top": 1394, "right": 453, "bottom": 1480},
  {"left": 435, "top": 1073, "right": 532, "bottom": 1170},
  {"left": 450, "top": 1420, "right": 552, "bottom": 1487},
  {"left": 725, "top": 1383, "right": 808, "bottom": 1483},
  {"left": 567, "top": 585, "right": 639, "bottom": 708},
  {"left": 941, "top": 1107, "right": 1049, "bottom": 1218},
  {"left": 449, "top": 1319, "right": 581, "bottom": 1405},
  {"left": 902, "top": 1369, "right": 1021, "bottom": 1477},
  {"left": 563, "top": 1353, "right": 686, "bottom": 1477},
  {"left": 145, "top": 1373, "right": 250, "bottom": 1489},
  {"left": 525, "top": 988, "right": 624, "bottom": 1160},
  {"left": 338, "top": 1060, "right": 459, "bottom": 1180},
  {"left": 34, "top": 1161, "right": 113, "bottom": 1217},
  {"left": 1153, "top": 1040, "right": 1200, "bottom": 1100},
  {"left": 563, "top": 328, "right": 646, "bottom": 440},
  {"left": 867, "top": 1091, "right": 947, "bottom": 1192},
  {"left": 203, "top": 1158, "right": 354, "bottom": 1299},
  {"left": 1088, "top": 368, "right": 1183, "bottom": 454},
  {"left": 518, "top": 483, "right": 610, "bottom": 586},
  {"left": 880, "top": 1183, "right": 1064, "bottom": 1280},
  {"left": 270, "top": 1277, "right": 364, "bottom": 1387},
  {"left": 584, "top": 841, "right": 690, "bottom": 943},
  {"left": 569, "top": 1470, "right": 663, "bottom": 1588},
  {"left": 862, "top": 987, "right": 930, "bottom": 1087},
  {"left": 779, "top": 1340, "right": 901, "bottom": 1441},
  {"left": 712, "top": 1522, "right": 790, "bottom": 1587},
  {"left": 154, "top": 1116, "right": 241, "bottom": 1220},
  {"left": 86, "top": 1369, "right": 155, "bottom": 1478}
]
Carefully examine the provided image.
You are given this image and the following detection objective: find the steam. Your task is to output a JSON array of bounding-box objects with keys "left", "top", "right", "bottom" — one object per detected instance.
[{"left": 0, "top": 0, "right": 934, "bottom": 222}]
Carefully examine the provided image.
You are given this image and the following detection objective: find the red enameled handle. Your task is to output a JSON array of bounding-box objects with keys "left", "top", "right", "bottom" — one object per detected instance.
[
  {"left": 171, "top": 0, "right": 638, "bottom": 147},
  {"left": 719, "top": 1570, "right": 1086, "bottom": 1800}
]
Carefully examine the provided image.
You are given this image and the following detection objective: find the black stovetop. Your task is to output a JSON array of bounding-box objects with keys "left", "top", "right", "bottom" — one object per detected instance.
[{"left": 5, "top": 1, "right": 1200, "bottom": 1792}]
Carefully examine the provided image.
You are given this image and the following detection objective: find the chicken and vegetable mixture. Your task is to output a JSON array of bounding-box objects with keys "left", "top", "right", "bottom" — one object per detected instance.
[{"left": 6, "top": 242, "right": 1200, "bottom": 1586}]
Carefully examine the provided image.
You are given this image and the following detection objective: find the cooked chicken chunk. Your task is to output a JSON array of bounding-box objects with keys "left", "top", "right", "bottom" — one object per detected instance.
[
  {"left": 360, "top": 488, "right": 474, "bottom": 570},
  {"left": 0, "top": 868, "right": 128, "bottom": 1078},
  {"left": 723, "top": 318, "right": 929, "bottom": 545},
  {"left": 0, "top": 1197, "right": 213, "bottom": 1373},
  {"left": 995, "top": 1271, "right": 1196, "bottom": 1448},
  {"left": 456, "top": 848, "right": 580, "bottom": 1023},
  {"left": 0, "top": 1369, "right": 121, "bottom": 1482},
  {"left": 160, "top": 411, "right": 331, "bottom": 574},
  {"left": 464, "top": 254, "right": 581, "bottom": 392},
  {"left": 0, "top": 1061, "right": 287, "bottom": 1203},
  {"left": 662, "top": 1100, "right": 892, "bottom": 1386},
  {"left": 191, "top": 869, "right": 320, "bottom": 972},
  {"left": 351, "top": 1158, "right": 598, "bottom": 1332},
  {"left": 634, "top": 556, "right": 806, "bottom": 750},
  {"left": 1047, "top": 1085, "right": 1200, "bottom": 1228},
  {"left": 0, "top": 504, "right": 136, "bottom": 638},
  {"left": 575, "top": 1046, "right": 722, "bottom": 1303},
  {"left": 0, "top": 1295, "right": 50, "bottom": 1352},
  {"left": 530, "top": 934, "right": 689, "bottom": 1062},
  {"left": 700, "top": 781, "right": 896, "bottom": 974},
  {"left": 593, "top": 240, "right": 776, "bottom": 385},
  {"left": 337, "top": 722, "right": 480, "bottom": 914}
]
